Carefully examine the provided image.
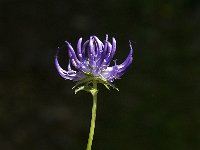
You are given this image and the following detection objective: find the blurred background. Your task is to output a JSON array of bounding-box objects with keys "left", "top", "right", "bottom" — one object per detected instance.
[{"left": 0, "top": 0, "right": 200, "bottom": 150}]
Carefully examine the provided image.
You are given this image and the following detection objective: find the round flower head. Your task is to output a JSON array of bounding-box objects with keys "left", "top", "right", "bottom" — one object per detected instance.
[{"left": 55, "top": 35, "right": 133, "bottom": 91}]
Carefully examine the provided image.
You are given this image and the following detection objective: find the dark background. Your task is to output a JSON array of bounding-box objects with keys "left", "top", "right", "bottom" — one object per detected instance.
[{"left": 0, "top": 0, "right": 200, "bottom": 150}]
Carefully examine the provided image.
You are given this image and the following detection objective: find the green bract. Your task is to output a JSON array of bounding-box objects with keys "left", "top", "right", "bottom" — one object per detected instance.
[{"left": 73, "top": 72, "right": 119, "bottom": 94}]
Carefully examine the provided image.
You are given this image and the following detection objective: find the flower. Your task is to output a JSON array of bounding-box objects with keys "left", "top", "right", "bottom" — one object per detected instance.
[{"left": 55, "top": 35, "right": 133, "bottom": 90}]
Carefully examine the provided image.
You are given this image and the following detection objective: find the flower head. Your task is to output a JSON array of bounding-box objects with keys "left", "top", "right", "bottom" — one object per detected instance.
[{"left": 55, "top": 35, "right": 133, "bottom": 90}]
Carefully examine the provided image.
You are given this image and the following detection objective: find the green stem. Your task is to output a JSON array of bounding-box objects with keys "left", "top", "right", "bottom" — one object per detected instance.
[{"left": 86, "top": 80, "right": 98, "bottom": 150}]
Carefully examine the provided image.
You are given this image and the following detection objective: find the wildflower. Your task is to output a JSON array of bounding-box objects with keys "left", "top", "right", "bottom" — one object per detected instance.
[
  {"left": 55, "top": 35, "right": 133, "bottom": 150},
  {"left": 55, "top": 35, "right": 133, "bottom": 91}
]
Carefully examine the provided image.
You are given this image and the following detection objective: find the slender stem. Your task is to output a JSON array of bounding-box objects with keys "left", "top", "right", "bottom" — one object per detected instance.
[{"left": 86, "top": 80, "right": 98, "bottom": 150}]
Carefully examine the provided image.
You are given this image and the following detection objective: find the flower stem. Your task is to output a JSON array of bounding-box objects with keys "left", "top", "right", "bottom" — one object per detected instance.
[{"left": 86, "top": 80, "right": 98, "bottom": 150}]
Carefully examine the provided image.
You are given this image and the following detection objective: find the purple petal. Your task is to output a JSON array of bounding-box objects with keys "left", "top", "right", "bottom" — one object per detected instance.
[
  {"left": 101, "top": 35, "right": 108, "bottom": 60},
  {"left": 77, "top": 38, "right": 83, "bottom": 61},
  {"left": 81, "top": 40, "right": 89, "bottom": 61},
  {"left": 101, "top": 65, "right": 118, "bottom": 82},
  {"left": 88, "top": 37, "right": 96, "bottom": 67},
  {"left": 55, "top": 48, "right": 76, "bottom": 80},
  {"left": 100, "top": 38, "right": 116, "bottom": 67},
  {"left": 111, "top": 37, "right": 116, "bottom": 59},
  {"left": 93, "top": 36, "right": 104, "bottom": 71},
  {"left": 101, "top": 41, "right": 112, "bottom": 67},
  {"left": 116, "top": 41, "right": 133, "bottom": 72},
  {"left": 93, "top": 36, "right": 104, "bottom": 60},
  {"left": 67, "top": 60, "right": 77, "bottom": 73},
  {"left": 65, "top": 41, "right": 81, "bottom": 69},
  {"left": 101, "top": 41, "right": 133, "bottom": 81}
]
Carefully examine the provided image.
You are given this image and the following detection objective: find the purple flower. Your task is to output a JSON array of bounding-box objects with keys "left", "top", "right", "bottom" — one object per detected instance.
[{"left": 55, "top": 35, "right": 133, "bottom": 86}]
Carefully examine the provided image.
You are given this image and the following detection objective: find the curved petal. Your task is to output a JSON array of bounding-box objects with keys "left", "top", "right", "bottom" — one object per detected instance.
[
  {"left": 88, "top": 37, "right": 95, "bottom": 67},
  {"left": 77, "top": 37, "right": 83, "bottom": 61},
  {"left": 101, "top": 41, "right": 112, "bottom": 67},
  {"left": 96, "top": 35, "right": 109, "bottom": 71},
  {"left": 101, "top": 65, "right": 118, "bottom": 82},
  {"left": 93, "top": 36, "right": 104, "bottom": 72},
  {"left": 101, "top": 35, "right": 108, "bottom": 60},
  {"left": 111, "top": 37, "right": 116, "bottom": 59},
  {"left": 101, "top": 41, "right": 133, "bottom": 81},
  {"left": 100, "top": 38, "right": 116, "bottom": 67},
  {"left": 116, "top": 41, "right": 133, "bottom": 72},
  {"left": 65, "top": 41, "right": 81, "bottom": 69},
  {"left": 93, "top": 36, "right": 104, "bottom": 61},
  {"left": 81, "top": 40, "right": 89, "bottom": 61},
  {"left": 55, "top": 48, "right": 76, "bottom": 80}
]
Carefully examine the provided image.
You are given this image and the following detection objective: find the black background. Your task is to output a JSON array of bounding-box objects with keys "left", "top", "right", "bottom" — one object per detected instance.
[{"left": 0, "top": 0, "right": 200, "bottom": 150}]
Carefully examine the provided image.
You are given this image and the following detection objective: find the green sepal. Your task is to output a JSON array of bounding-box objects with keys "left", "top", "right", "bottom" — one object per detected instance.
[
  {"left": 104, "top": 82, "right": 119, "bottom": 91},
  {"left": 73, "top": 73, "right": 119, "bottom": 93},
  {"left": 74, "top": 85, "right": 98, "bottom": 95},
  {"left": 96, "top": 76, "right": 119, "bottom": 91},
  {"left": 103, "top": 83, "right": 110, "bottom": 90},
  {"left": 74, "top": 85, "right": 93, "bottom": 94},
  {"left": 72, "top": 77, "right": 93, "bottom": 90}
]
